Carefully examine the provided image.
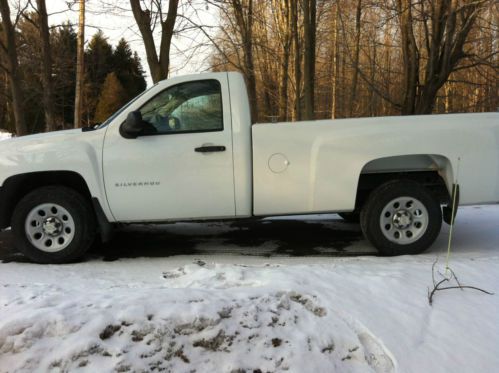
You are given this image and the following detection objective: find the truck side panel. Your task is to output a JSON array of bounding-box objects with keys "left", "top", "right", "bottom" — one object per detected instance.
[{"left": 252, "top": 113, "right": 499, "bottom": 216}]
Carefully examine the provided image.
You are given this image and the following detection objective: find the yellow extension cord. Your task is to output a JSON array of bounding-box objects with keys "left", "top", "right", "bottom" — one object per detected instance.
[{"left": 445, "top": 158, "right": 461, "bottom": 275}]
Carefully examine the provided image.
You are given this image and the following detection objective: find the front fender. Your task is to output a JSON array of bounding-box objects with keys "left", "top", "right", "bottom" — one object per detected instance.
[{"left": 0, "top": 129, "right": 114, "bottom": 224}]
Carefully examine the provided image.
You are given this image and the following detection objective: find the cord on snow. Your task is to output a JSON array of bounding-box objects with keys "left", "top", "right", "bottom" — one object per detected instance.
[{"left": 427, "top": 258, "right": 493, "bottom": 306}]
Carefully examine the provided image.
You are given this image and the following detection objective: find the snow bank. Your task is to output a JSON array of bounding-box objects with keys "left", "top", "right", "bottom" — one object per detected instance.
[
  {"left": 0, "top": 132, "right": 11, "bottom": 141},
  {"left": 1, "top": 206, "right": 498, "bottom": 373},
  {"left": 0, "top": 283, "right": 393, "bottom": 373}
]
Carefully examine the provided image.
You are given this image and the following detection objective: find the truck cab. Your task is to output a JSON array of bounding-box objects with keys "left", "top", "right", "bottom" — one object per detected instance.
[{"left": 103, "top": 73, "right": 252, "bottom": 222}]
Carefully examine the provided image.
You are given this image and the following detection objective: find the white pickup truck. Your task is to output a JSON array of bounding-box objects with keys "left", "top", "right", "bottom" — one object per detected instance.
[{"left": 0, "top": 72, "right": 498, "bottom": 263}]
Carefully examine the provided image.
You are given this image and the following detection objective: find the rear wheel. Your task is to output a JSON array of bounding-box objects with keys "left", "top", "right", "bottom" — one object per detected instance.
[
  {"left": 11, "top": 186, "right": 96, "bottom": 263},
  {"left": 360, "top": 180, "right": 442, "bottom": 255}
]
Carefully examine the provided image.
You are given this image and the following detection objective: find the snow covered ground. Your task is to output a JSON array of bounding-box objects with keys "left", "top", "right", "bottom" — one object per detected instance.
[
  {"left": 0, "top": 132, "right": 11, "bottom": 141},
  {"left": 0, "top": 206, "right": 498, "bottom": 373}
]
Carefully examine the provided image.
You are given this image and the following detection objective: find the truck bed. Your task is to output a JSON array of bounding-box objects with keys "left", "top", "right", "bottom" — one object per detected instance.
[{"left": 252, "top": 113, "right": 499, "bottom": 216}]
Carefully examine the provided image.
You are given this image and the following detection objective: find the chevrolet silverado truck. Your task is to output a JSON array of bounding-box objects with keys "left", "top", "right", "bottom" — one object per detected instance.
[{"left": 0, "top": 72, "right": 498, "bottom": 263}]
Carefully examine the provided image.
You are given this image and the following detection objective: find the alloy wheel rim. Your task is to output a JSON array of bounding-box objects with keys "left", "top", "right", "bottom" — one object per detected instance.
[
  {"left": 379, "top": 197, "right": 429, "bottom": 245},
  {"left": 25, "top": 203, "right": 75, "bottom": 252}
]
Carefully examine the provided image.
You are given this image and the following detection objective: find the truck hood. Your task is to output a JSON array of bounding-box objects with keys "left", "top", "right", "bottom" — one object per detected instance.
[{"left": 1, "top": 128, "right": 85, "bottom": 147}]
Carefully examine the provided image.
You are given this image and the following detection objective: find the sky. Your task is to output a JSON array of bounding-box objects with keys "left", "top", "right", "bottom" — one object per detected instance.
[{"left": 40, "top": 0, "right": 219, "bottom": 86}]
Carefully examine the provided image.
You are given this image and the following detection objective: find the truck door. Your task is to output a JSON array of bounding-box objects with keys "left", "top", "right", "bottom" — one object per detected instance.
[{"left": 102, "top": 77, "right": 236, "bottom": 221}]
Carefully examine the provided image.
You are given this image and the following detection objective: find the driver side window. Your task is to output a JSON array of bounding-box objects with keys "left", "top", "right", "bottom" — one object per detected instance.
[{"left": 139, "top": 80, "right": 223, "bottom": 134}]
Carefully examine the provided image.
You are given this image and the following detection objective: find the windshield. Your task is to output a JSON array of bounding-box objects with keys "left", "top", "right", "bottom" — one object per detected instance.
[{"left": 97, "top": 83, "right": 158, "bottom": 129}]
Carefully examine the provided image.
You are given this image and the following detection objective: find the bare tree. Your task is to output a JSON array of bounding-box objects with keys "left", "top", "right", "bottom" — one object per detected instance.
[
  {"left": 397, "top": 0, "right": 489, "bottom": 114},
  {"left": 230, "top": 0, "right": 257, "bottom": 122},
  {"left": 274, "top": 0, "right": 292, "bottom": 122},
  {"left": 290, "top": 0, "right": 301, "bottom": 121},
  {"left": 74, "top": 0, "right": 85, "bottom": 128},
  {"left": 330, "top": 1, "right": 339, "bottom": 119},
  {"left": 348, "top": 0, "right": 362, "bottom": 116},
  {"left": 0, "top": 0, "right": 27, "bottom": 135},
  {"left": 35, "top": 0, "right": 56, "bottom": 131},
  {"left": 130, "top": 0, "right": 179, "bottom": 83},
  {"left": 209, "top": 0, "right": 496, "bottom": 121},
  {"left": 303, "top": 0, "right": 316, "bottom": 120}
]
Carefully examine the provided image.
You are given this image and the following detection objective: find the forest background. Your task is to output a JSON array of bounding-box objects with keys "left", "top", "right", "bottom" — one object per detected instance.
[{"left": 0, "top": 0, "right": 497, "bottom": 135}]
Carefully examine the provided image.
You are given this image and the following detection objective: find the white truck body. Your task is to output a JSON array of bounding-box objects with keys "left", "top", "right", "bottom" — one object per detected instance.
[
  {"left": 0, "top": 71, "right": 498, "bottom": 262},
  {"left": 253, "top": 114, "right": 499, "bottom": 215}
]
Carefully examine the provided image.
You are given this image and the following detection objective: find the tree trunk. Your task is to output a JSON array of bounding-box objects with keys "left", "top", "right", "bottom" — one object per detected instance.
[
  {"left": 279, "top": 46, "right": 290, "bottom": 121},
  {"left": 348, "top": 0, "right": 362, "bottom": 117},
  {"left": 231, "top": 0, "right": 257, "bottom": 122},
  {"left": 158, "top": 0, "right": 179, "bottom": 81},
  {"left": 130, "top": 0, "right": 179, "bottom": 83},
  {"left": 368, "top": 38, "right": 377, "bottom": 116},
  {"left": 0, "top": 0, "right": 27, "bottom": 135},
  {"left": 74, "top": 0, "right": 85, "bottom": 128},
  {"left": 330, "top": 1, "right": 339, "bottom": 119},
  {"left": 36, "top": 0, "right": 56, "bottom": 131},
  {"left": 444, "top": 83, "right": 451, "bottom": 113},
  {"left": 303, "top": 0, "right": 316, "bottom": 120},
  {"left": 398, "top": 0, "right": 483, "bottom": 115},
  {"left": 242, "top": 4, "right": 257, "bottom": 123},
  {"left": 397, "top": 0, "right": 419, "bottom": 114},
  {"left": 277, "top": 0, "right": 291, "bottom": 122},
  {"left": 291, "top": 0, "right": 301, "bottom": 121},
  {"left": 413, "top": 0, "right": 484, "bottom": 114},
  {"left": 382, "top": 21, "right": 392, "bottom": 115}
]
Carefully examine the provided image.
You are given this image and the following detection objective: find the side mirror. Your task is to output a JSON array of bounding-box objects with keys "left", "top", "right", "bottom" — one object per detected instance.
[{"left": 120, "top": 111, "right": 145, "bottom": 139}]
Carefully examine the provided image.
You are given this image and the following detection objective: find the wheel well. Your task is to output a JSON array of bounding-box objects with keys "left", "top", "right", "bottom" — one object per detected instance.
[
  {"left": 0, "top": 171, "right": 92, "bottom": 229},
  {"left": 354, "top": 171, "right": 450, "bottom": 212}
]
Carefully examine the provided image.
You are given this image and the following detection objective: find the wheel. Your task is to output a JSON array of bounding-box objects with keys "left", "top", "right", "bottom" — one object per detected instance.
[
  {"left": 338, "top": 212, "right": 360, "bottom": 223},
  {"left": 360, "top": 180, "right": 442, "bottom": 255},
  {"left": 11, "top": 186, "right": 96, "bottom": 263}
]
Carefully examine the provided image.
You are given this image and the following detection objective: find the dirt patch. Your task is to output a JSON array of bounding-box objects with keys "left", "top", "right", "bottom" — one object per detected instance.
[
  {"left": 99, "top": 324, "right": 121, "bottom": 340},
  {"left": 193, "top": 330, "right": 234, "bottom": 352},
  {"left": 289, "top": 293, "right": 327, "bottom": 317},
  {"left": 174, "top": 347, "right": 190, "bottom": 363},
  {"left": 272, "top": 338, "right": 282, "bottom": 347}
]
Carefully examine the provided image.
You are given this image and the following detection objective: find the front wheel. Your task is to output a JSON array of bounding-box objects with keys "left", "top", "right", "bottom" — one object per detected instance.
[
  {"left": 360, "top": 180, "right": 442, "bottom": 256},
  {"left": 11, "top": 186, "right": 96, "bottom": 263}
]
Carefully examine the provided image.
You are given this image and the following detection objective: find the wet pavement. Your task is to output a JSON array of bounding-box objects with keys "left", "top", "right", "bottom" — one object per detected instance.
[{"left": 0, "top": 215, "right": 374, "bottom": 263}]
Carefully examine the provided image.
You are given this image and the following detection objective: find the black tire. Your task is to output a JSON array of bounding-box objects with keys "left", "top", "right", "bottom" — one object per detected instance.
[
  {"left": 11, "top": 186, "right": 96, "bottom": 263},
  {"left": 338, "top": 212, "right": 360, "bottom": 223},
  {"left": 360, "top": 180, "right": 442, "bottom": 256}
]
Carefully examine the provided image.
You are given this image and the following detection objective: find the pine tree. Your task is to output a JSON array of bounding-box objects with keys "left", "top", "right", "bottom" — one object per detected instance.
[
  {"left": 52, "top": 23, "right": 77, "bottom": 128},
  {"left": 112, "top": 38, "right": 146, "bottom": 100},
  {"left": 94, "top": 72, "right": 127, "bottom": 123},
  {"left": 84, "top": 31, "right": 113, "bottom": 125},
  {"left": 86, "top": 30, "right": 113, "bottom": 87}
]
